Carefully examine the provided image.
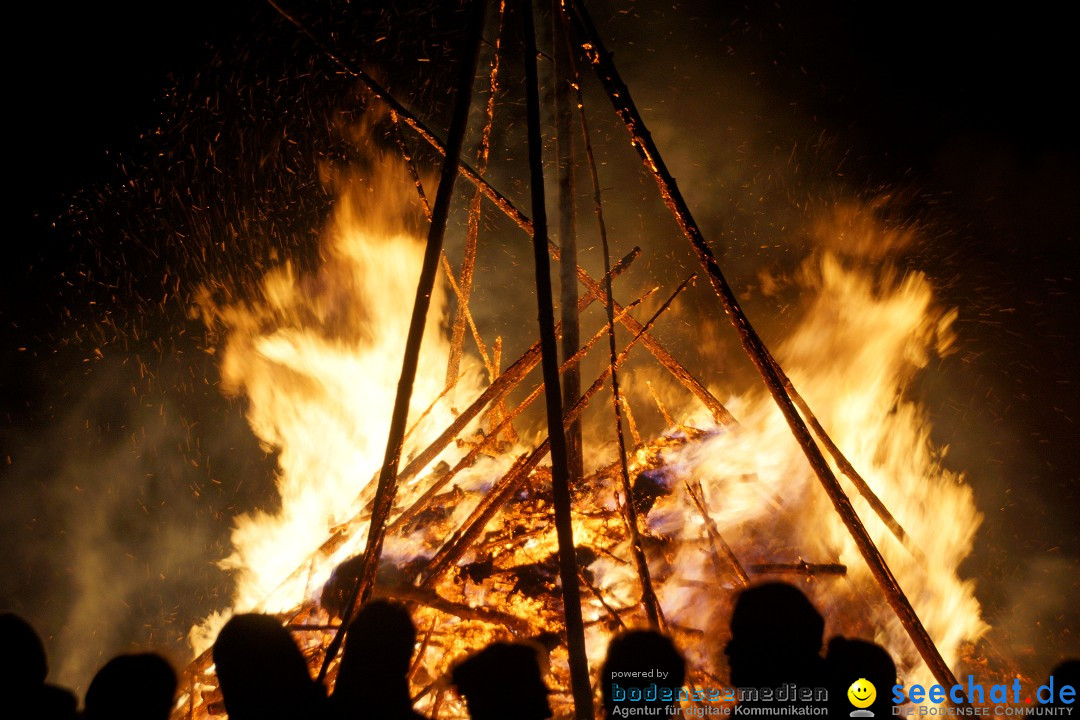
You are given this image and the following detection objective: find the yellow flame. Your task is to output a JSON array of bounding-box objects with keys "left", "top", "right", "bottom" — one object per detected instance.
[
  {"left": 192, "top": 164, "right": 486, "bottom": 652},
  {"left": 189, "top": 159, "right": 986, "bottom": 714},
  {"left": 643, "top": 244, "right": 985, "bottom": 686}
]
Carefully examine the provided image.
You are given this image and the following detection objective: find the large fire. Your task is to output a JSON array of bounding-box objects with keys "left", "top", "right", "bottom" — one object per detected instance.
[{"left": 172, "top": 127, "right": 987, "bottom": 716}]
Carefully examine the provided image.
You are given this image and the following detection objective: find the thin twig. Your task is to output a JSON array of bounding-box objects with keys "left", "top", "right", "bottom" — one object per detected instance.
[
  {"left": 684, "top": 480, "right": 750, "bottom": 586},
  {"left": 566, "top": 14, "right": 662, "bottom": 627},
  {"left": 446, "top": 0, "right": 507, "bottom": 389}
]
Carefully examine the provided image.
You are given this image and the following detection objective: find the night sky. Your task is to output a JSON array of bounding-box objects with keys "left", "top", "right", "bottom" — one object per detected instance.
[{"left": 4, "top": 0, "right": 1077, "bottom": 690}]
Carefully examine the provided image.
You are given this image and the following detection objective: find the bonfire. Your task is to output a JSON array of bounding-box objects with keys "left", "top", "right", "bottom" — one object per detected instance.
[{"left": 172, "top": 1, "right": 989, "bottom": 717}]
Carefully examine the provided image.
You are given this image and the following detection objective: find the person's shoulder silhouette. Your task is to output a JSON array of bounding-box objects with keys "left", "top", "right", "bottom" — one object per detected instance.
[
  {"left": 1046, "top": 660, "right": 1079, "bottom": 710},
  {"left": 0, "top": 613, "right": 77, "bottom": 720},
  {"left": 601, "top": 629, "right": 686, "bottom": 718},
  {"left": 825, "top": 636, "right": 897, "bottom": 718},
  {"left": 84, "top": 653, "right": 177, "bottom": 720},
  {"left": 213, "top": 613, "right": 326, "bottom": 720},
  {"left": 451, "top": 641, "right": 552, "bottom": 720},
  {"left": 331, "top": 599, "right": 427, "bottom": 720}
]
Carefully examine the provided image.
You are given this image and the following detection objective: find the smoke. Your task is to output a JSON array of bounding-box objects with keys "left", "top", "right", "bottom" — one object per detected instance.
[
  {"left": 5, "top": 0, "right": 1076, "bottom": 696},
  {"left": 0, "top": 348, "right": 271, "bottom": 690},
  {"left": 575, "top": 3, "right": 1080, "bottom": 677},
  {"left": 987, "top": 555, "right": 1080, "bottom": 681}
]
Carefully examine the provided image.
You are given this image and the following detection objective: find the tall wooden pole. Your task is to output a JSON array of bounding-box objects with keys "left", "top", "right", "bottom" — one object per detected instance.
[
  {"left": 562, "top": 0, "right": 962, "bottom": 694},
  {"left": 316, "top": 0, "right": 487, "bottom": 682},
  {"left": 552, "top": 0, "right": 585, "bottom": 497},
  {"left": 523, "top": 1, "right": 593, "bottom": 716},
  {"left": 563, "top": 8, "right": 663, "bottom": 627},
  {"left": 266, "top": 0, "right": 736, "bottom": 426}
]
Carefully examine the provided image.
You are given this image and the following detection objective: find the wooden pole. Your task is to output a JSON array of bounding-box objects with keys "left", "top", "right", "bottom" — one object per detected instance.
[
  {"left": 316, "top": 0, "right": 486, "bottom": 682},
  {"left": 522, "top": 1, "right": 593, "bottom": 715},
  {"left": 420, "top": 273, "right": 695, "bottom": 588},
  {"left": 566, "top": 12, "right": 663, "bottom": 628},
  {"left": 389, "top": 291, "right": 653, "bottom": 534},
  {"left": 562, "top": 0, "right": 961, "bottom": 693},
  {"left": 266, "top": 0, "right": 736, "bottom": 426},
  {"left": 552, "top": 0, "right": 585, "bottom": 498},
  {"left": 764, "top": 350, "right": 923, "bottom": 558},
  {"left": 446, "top": 0, "right": 507, "bottom": 390}
]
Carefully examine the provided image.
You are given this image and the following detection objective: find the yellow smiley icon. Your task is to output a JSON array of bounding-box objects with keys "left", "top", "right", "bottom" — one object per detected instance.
[{"left": 848, "top": 678, "right": 876, "bottom": 709}]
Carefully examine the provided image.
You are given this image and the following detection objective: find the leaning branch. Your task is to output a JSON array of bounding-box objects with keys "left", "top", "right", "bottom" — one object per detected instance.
[
  {"left": 317, "top": 0, "right": 486, "bottom": 682},
  {"left": 563, "top": 0, "right": 959, "bottom": 692},
  {"left": 266, "top": 0, "right": 736, "bottom": 426}
]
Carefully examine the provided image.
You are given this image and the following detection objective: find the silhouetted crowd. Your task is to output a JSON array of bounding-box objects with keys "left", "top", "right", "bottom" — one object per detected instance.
[{"left": 4, "top": 581, "right": 1077, "bottom": 719}]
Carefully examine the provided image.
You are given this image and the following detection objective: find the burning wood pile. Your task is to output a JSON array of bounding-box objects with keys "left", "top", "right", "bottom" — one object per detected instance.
[{"left": 172, "top": 1, "right": 988, "bottom": 718}]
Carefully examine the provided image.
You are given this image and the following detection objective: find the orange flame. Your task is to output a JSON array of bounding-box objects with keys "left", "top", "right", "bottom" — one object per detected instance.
[{"left": 186, "top": 163, "right": 986, "bottom": 715}]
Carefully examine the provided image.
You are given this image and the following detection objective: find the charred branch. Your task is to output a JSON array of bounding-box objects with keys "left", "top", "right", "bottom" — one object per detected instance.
[
  {"left": 319, "top": 0, "right": 487, "bottom": 682},
  {"left": 563, "top": 0, "right": 961, "bottom": 693}
]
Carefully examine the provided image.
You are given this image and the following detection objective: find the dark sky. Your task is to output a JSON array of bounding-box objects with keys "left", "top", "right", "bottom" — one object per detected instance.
[{"left": 4, "top": 0, "right": 1078, "bottom": 689}]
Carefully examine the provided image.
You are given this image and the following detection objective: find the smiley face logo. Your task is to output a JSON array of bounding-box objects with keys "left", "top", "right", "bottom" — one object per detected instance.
[{"left": 848, "top": 678, "right": 877, "bottom": 709}]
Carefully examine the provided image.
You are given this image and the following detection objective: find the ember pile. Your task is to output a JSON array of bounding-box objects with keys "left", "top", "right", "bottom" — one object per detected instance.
[{"left": 170, "top": 1, "right": 988, "bottom": 718}]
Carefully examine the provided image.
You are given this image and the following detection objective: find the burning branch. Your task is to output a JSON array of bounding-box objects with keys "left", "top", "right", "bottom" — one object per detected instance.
[
  {"left": 764, "top": 352, "right": 925, "bottom": 559},
  {"left": 267, "top": 0, "right": 737, "bottom": 427},
  {"left": 562, "top": 0, "right": 962, "bottom": 694},
  {"left": 684, "top": 480, "right": 750, "bottom": 587},
  {"left": 439, "top": 252, "right": 493, "bottom": 376},
  {"left": 446, "top": 0, "right": 507, "bottom": 390},
  {"left": 389, "top": 291, "right": 655, "bottom": 535},
  {"left": 748, "top": 562, "right": 848, "bottom": 577},
  {"left": 318, "top": 0, "right": 487, "bottom": 682},
  {"left": 522, "top": 2, "right": 592, "bottom": 712},
  {"left": 567, "top": 12, "right": 665, "bottom": 628}
]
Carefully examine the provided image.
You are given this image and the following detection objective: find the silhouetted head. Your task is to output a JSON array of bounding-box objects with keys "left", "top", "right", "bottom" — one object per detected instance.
[
  {"left": 1047, "top": 660, "right": 1080, "bottom": 709},
  {"left": 452, "top": 642, "right": 552, "bottom": 720},
  {"left": 0, "top": 614, "right": 78, "bottom": 718},
  {"left": 825, "top": 636, "right": 896, "bottom": 717},
  {"left": 601, "top": 629, "right": 686, "bottom": 717},
  {"left": 725, "top": 582, "right": 825, "bottom": 688},
  {"left": 0, "top": 613, "right": 48, "bottom": 689},
  {"left": 332, "top": 600, "right": 421, "bottom": 718},
  {"left": 213, "top": 613, "right": 325, "bottom": 720},
  {"left": 84, "top": 653, "right": 178, "bottom": 720},
  {"left": 342, "top": 599, "right": 417, "bottom": 676}
]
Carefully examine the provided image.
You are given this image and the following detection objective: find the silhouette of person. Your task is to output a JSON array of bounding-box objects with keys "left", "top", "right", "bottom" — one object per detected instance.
[
  {"left": 330, "top": 599, "right": 426, "bottom": 720},
  {"left": 1046, "top": 660, "right": 1079, "bottom": 710},
  {"left": 601, "top": 629, "right": 687, "bottom": 718},
  {"left": 213, "top": 613, "right": 327, "bottom": 720},
  {"left": 0, "top": 613, "right": 77, "bottom": 720},
  {"left": 451, "top": 641, "right": 552, "bottom": 720},
  {"left": 825, "top": 636, "right": 896, "bottom": 718},
  {"left": 83, "top": 652, "right": 178, "bottom": 720},
  {"left": 724, "top": 582, "right": 827, "bottom": 707}
]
